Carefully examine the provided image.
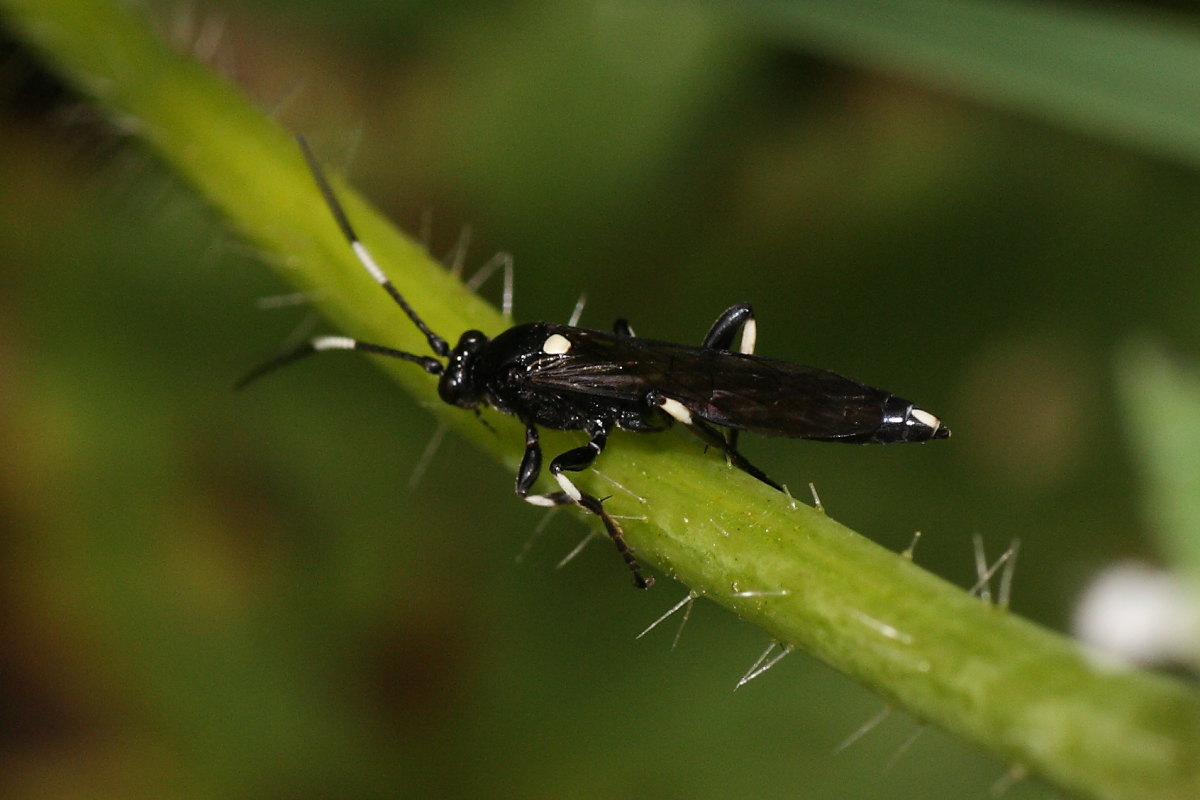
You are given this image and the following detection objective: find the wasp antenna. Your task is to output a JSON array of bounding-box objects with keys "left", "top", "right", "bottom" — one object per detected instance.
[
  {"left": 237, "top": 335, "right": 443, "bottom": 390},
  {"left": 296, "top": 134, "right": 450, "bottom": 358},
  {"left": 236, "top": 341, "right": 321, "bottom": 390}
]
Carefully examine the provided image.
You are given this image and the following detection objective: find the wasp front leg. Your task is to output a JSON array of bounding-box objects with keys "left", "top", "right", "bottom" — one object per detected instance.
[
  {"left": 516, "top": 424, "right": 544, "bottom": 499},
  {"left": 518, "top": 423, "right": 652, "bottom": 588}
]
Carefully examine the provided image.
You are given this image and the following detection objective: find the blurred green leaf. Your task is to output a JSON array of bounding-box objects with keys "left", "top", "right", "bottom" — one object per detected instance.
[
  {"left": 723, "top": 0, "right": 1200, "bottom": 170},
  {"left": 1117, "top": 339, "right": 1200, "bottom": 579}
]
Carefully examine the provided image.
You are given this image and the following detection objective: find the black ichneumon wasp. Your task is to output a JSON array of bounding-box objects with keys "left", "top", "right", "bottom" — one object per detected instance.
[{"left": 240, "top": 137, "right": 950, "bottom": 589}]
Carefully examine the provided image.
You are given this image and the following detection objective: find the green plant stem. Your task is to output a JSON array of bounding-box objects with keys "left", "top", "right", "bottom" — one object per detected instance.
[{"left": 5, "top": 1, "right": 1199, "bottom": 798}]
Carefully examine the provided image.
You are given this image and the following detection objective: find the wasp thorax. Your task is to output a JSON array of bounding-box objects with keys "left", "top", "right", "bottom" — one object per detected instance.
[{"left": 438, "top": 330, "right": 489, "bottom": 408}]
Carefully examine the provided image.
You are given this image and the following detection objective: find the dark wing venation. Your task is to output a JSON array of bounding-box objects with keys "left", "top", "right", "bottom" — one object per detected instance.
[
  {"left": 525, "top": 326, "right": 891, "bottom": 439},
  {"left": 521, "top": 329, "right": 671, "bottom": 402}
]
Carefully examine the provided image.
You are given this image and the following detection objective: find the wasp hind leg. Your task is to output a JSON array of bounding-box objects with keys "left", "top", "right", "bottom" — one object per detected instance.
[
  {"left": 702, "top": 303, "right": 757, "bottom": 354},
  {"left": 691, "top": 419, "right": 783, "bottom": 492},
  {"left": 701, "top": 304, "right": 758, "bottom": 454},
  {"left": 517, "top": 424, "right": 653, "bottom": 589},
  {"left": 647, "top": 389, "right": 782, "bottom": 492}
]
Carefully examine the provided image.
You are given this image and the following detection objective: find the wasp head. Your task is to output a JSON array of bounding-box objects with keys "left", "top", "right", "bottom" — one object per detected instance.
[{"left": 438, "top": 330, "right": 488, "bottom": 408}]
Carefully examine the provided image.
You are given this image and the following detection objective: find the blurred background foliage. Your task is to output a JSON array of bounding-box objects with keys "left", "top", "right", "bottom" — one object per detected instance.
[{"left": 2, "top": 0, "right": 1199, "bottom": 797}]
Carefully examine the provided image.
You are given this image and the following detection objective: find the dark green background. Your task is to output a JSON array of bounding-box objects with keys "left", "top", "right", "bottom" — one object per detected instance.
[{"left": 3, "top": 1, "right": 1196, "bottom": 797}]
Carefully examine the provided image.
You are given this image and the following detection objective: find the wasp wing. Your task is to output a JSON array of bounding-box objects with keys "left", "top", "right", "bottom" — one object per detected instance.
[{"left": 525, "top": 326, "right": 893, "bottom": 440}]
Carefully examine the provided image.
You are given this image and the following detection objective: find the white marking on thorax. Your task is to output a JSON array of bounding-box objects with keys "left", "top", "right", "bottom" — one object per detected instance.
[
  {"left": 658, "top": 396, "right": 693, "bottom": 425},
  {"left": 910, "top": 408, "right": 941, "bottom": 431},
  {"left": 542, "top": 333, "right": 572, "bottom": 354}
]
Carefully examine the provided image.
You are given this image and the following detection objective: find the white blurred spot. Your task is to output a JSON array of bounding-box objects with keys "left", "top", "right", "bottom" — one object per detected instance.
[{"left": 1073, "top": 562, "right": 1200, "bottom": 667}]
